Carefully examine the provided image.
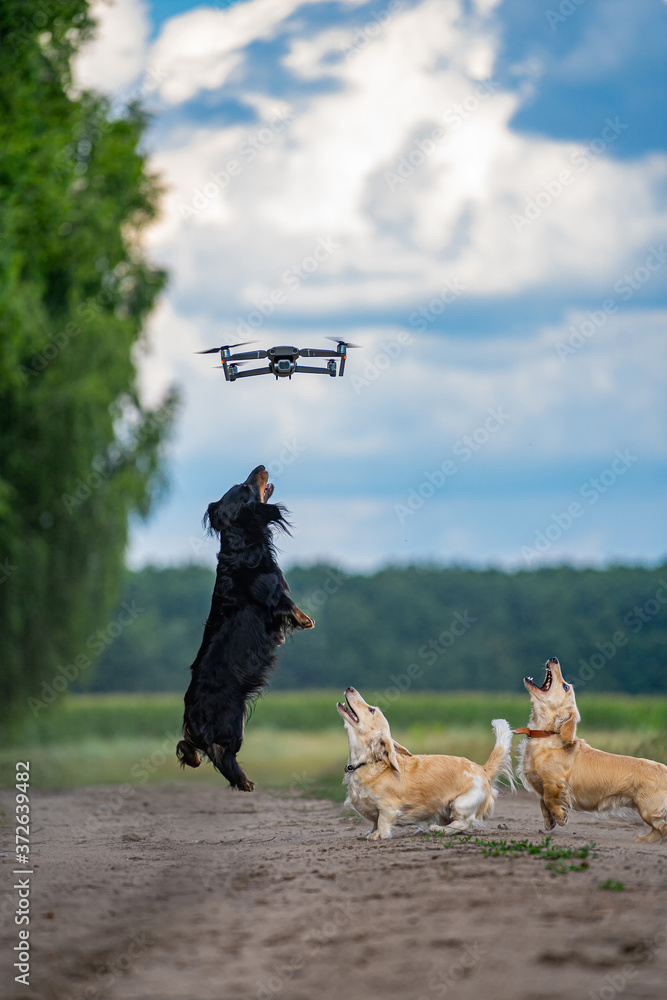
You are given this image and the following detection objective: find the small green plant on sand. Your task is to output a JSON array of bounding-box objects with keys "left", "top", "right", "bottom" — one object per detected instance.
[
  {"left": 427, "top": 832, "right": 595, "bottom": 873},
  {"left": 599, "top": 878, "right": 626, "bottom": 891}
]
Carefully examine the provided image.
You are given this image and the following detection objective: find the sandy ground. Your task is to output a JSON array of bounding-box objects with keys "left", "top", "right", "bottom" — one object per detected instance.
[{"left": 1, "top": 784, "right": 666, "bottom": 1000}]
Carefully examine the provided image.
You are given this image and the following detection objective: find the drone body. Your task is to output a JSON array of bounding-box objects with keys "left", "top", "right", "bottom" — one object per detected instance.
[{"left": 198, "top": 339, "right": 358, "bottom": 381}]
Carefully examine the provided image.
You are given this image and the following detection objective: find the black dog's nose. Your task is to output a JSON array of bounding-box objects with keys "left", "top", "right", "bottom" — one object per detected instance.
[{"left": 244, "top": 465, "right": 266, "bottom": 483}]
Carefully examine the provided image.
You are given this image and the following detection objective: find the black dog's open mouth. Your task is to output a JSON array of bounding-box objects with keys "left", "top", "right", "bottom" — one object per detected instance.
[
  {"left": 337, "top": 693, "right": 359, "bottom": 723},
  {"left": 525, "top": 664, "right": 553, "bottom": 692},
  {"left": 244, "top": 466, "right": 273, "bottom": 502}
]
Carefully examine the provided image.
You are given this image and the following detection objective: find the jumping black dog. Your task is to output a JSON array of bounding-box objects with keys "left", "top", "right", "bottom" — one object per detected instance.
[{"left": 176, "top": 465, "right": 314, "bottom": 790}]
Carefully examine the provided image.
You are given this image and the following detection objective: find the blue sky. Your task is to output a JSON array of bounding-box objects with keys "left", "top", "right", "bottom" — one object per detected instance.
[{"left": 74, "top": 0, "right": 667, "bottom": 570}]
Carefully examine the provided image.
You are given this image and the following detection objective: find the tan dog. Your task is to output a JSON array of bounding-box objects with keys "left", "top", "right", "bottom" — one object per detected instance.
[
  {"left": 517, "top": 657, "right": 667, "bottom": 843},
  {"left": 337, "top": 687, "right": 514, "bottom": 840}
]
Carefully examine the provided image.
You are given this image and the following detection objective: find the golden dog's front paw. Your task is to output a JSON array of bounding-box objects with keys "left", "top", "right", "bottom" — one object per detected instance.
[
  {"left": 634, "top": 829, "right": 664, "bottom": 844},
  {"left": 540, "top": 801, "right": 556, "bottom": 830},
  {"left": 367, "top": 829, "right": 391, "bottom": 841}
]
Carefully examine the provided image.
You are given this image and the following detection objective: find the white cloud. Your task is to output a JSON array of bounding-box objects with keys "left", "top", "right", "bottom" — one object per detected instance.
[
  {"left": 136, "top": 0, "right": 667, "bottom": 322},
  {"left": 141, "top": 306, "right": 667, "bottom": 479},
  {"left": 150, "top": 0, "right": 366, "bottom": 105},
  {"left": 72, "top": 0, "right": 666, "bottom": 569},
  {"left": 73, "top": 0, "right": 150, "bottom": 94},
  {"left": 74, "top": 0, "right": 667, "bottom": 314},
  {"left": 128, "top": 488, "right": 667, "bottom": 572}
]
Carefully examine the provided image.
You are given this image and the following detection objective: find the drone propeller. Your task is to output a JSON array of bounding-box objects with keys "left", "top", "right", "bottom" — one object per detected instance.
[
  {"left": 197, "top": 341, "right": 256, "bottom": 354},
  {"left": 325, "top": 337, "right": 362, "bottom": 349}
]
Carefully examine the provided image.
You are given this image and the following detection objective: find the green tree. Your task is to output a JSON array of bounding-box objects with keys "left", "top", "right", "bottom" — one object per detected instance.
[
  {"left": 0, "top": 0, "right": 178, "bottom": 721},
  {"left": 87, "top": 563, "right": 667, "bottom": 696}
]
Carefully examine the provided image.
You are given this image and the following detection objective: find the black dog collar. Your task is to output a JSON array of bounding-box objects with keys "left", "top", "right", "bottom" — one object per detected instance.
[{"left": 345, "top": 761, "right": 368, "bottom": 773}]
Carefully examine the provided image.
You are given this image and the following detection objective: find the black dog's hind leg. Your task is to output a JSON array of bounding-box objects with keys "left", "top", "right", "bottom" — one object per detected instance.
[
  {"left": 207, "top": 700, "right": 255, "bottom": 791},
  {"left": 210, "top": 743, "right": 254, "bottom": 792}
]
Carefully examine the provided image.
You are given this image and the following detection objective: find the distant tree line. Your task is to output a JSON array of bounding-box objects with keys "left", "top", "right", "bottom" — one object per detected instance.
[{"left": 84, "top": 563, "right": 667, "bottom": 696}]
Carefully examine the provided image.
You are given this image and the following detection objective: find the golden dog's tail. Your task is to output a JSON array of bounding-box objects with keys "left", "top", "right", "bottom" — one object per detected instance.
[{"left": 484, "top": 719, "right": 516, "bottom": 790}]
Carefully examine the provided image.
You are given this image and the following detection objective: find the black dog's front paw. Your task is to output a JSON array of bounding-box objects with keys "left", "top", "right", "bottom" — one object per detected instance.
[{"left": 291, "top": 605, "right": 315, "bottom": 630}]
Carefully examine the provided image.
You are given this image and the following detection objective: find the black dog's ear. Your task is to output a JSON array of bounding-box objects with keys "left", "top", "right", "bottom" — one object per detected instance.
[
  {"left": 202, "top": 505, "right": 216, "bottom": 536},
  {"left": 255, "top": 503, "right": 291, "bottom": 532}
]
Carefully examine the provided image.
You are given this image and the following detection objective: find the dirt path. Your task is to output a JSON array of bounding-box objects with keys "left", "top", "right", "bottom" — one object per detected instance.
[{"left": 1, "top": 784, "right": 666, "bottom": 1000}]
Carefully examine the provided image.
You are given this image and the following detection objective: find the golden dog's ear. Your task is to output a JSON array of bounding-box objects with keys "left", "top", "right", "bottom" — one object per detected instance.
[
  {"left": 558, "top": 712, "right": 579, "bottom": 745},
  {"left": 371, "top": 736, "right": 400, "bottom": 772},
  {"left": 393, "top": 740, "right": 412, "bottom": 757}
]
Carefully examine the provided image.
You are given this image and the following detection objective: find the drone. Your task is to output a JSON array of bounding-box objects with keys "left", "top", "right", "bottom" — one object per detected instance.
[{"left": 198, "top": 338, "right": 360, "bottom": 381}]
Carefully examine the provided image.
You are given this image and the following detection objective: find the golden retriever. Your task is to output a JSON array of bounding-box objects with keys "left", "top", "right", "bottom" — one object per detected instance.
[
  {"left": 517, "top": 657, "right": 667, "bottom": 843},
  {"left": 337, "top": 687, "right": 514, "bottom": 840}
]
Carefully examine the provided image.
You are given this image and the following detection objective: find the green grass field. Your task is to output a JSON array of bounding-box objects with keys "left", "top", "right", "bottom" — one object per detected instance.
[{"left": 2, "top": 691, "right": 665, "bottom": 799}]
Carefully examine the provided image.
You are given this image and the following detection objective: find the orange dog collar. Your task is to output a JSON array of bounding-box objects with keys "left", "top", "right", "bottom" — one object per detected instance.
[{"left": 513, "top": 728, "right": 557, "bottom": 738}]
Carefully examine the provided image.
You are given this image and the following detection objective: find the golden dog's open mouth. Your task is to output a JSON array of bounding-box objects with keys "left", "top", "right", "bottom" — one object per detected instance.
[
  {"left": 337, "top": 692, "right": 359, "bottom": 724},
  {"left": 525, "top": 663, "right": 553, "bottom": 692}
]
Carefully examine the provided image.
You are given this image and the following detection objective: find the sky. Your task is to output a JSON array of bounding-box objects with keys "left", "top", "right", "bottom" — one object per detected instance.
[{"left": 73, "top": 0, "right": 667, "bottom": 572}]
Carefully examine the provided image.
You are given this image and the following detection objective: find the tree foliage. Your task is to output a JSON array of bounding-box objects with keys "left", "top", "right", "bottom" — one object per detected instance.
[
  {"left": 88, "top": 563, "right": 667, "bottom": 696},
  {"left": 0, "top": 1, "right": 177, "bottom": 721}
]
